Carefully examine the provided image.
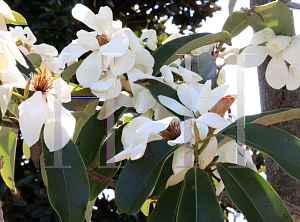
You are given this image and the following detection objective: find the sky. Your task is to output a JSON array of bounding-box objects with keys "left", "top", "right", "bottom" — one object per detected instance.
[{"left": 101, "top": 1, "right": 300, "bottom": 221}]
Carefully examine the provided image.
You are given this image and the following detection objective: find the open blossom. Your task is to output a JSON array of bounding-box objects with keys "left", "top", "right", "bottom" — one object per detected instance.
[
  {"left": 242, "top": 27, "right": 300, "bottom": 90},
  {"left": 58, "top": 4, "right": 142, "bottom": 89},
  {"left": 18, "top": 67, "right": 75, "bottom": 152}
]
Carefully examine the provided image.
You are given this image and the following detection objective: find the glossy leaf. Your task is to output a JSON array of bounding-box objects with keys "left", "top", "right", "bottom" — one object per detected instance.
[
  {"left": 85, "top": 197, "right": 97, "bottom": 222},
  {"left": 61, "top": 60, "right": 83, "bottom": 81},
  {"left": 42, "top": 138, "right": 89, "bottom": 222},
  {"left": 26, "top": 53, "right": 42, "bottom": 67},
  {"left": 217, "top": 163, "right": 293, "bottom": 222},
  {"left": 115, "top": 140, "right": 179, "bottom": 215},
  {"left": 70, "top": 88, "right": 97, "bottom": 110},
  {"left": 0, "top": 128, "right": 18, "bottom": 192},
  {"left": 39, "top": 153, "right": 47, "bottom": 187},
  {"left": 22, "top": 141, "right": 30, "bottom": 160},
  {"left": 72, "top": 99, "right": 99, "bottom": 142},
  {"left": 134, "top": 79, "right": 184, "bottom": 120},
  {"left": 76, "top": 107, "right": 126, "bottom": 168},
  {"left": 222, "top": 123, "right": 300, "bottom": 183},
  {"left": 176, "top": 168, "right": 223, "bottom": 222},
  {"left": 148, "top": 182, "right": 183, "bottom": 222},
  {"left": 152, "top": 31, "right": 232, "bottom": 76},
  {"left": 246, "top": 1, "right": 294, "bottom": 36},
  {"left": 223, "top": 11, "right": 249, "bottom": 38},
  {"left": 4, "top": 11, "right": 27, "bottom": 25}
]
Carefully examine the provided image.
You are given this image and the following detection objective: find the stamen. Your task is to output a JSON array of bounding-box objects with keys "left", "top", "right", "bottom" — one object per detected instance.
[
  {"left": 172, "top": 72, "right": 181, "bottom": 82},
  {"left": 96, "top": 34, "right": 109, "bottom": 47},
  {"left": 15, "top": 40, "right": 31, "bottom": 53},
  {"left": 158, "top": 121, "right": 181, "bottom": 140},
  {"left": 30, "top": 67, "right": 53, "bottom": 93}
]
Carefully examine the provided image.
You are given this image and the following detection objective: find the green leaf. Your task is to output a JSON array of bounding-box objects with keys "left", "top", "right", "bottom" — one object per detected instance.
[
  {"left": 141, "top": 200, "right": 150, "bottom": 217},
  {"left": 61, "top": 60, "right": 83, "bottom": 81},
  {"left": 4, "top": 11, "right": 27, "bottom": 25},
  {"left": 217, "top": 163, "right": 293, "bottom": 222},
  {"left": 115, "top": 140, "right": 179, "bottom": 215},
  {"left": 134, "top": 79, "right": 184, "bottom": 120},
  {"left": 76, "top": 107, "right": 126, "bottom": 168},
  {"left": 223, "top": 11, "right": 249, "bottom": 38},
  {"left": 22, "top": 141, "right": 30, "bottom": 160},
  {"left": 39, "top": 153, "right": 48, "bottom": 187},
  {"left": 85, "top": 197, "right": 96, "bottom": 222},
  {"left": 0, "top": 128, "right": 18, "bottom": 193},
  {"left": 148, "top": 156, "right": 173, "bottom": 198},
  {"left": 26, "top": 53, "right": 42, "bottom": 67},
  {"left": 152, "top": 31, "right": 232, "bottom": 76},
  {"left": 72, "top": 99, "right": 98, "bottom": 143},
  {"left": 42, "top": 138, "right": 89, "bottom": 222},
  {"left": 181, "top": 52, "right": 217, "bottom": 88},
  {"left": 148, "top": 182, "right": 184, "bottom": 222},
  {"left": 176, "top": 168, "right": 223, "bottom": 222},
  {"left": 16, "top": 51, "right": 37, "bottom": 78},
  {"left": 246, "top": 1, "right": 294, "bottom": 36},
  {"left": 229, "top": 0, "right": 237, "bottom": 18},
  {"left": 219, "top": 108, "right": 291, "bottom": 134},
  {"left": 222, "top": 123, "right": 300, "bottom": 183},
  {"left": 286, "top": 2, "right": 300, "bottom": 10},
  {"left": 70, "top": 88, "right": 96, "bottom": 110}
]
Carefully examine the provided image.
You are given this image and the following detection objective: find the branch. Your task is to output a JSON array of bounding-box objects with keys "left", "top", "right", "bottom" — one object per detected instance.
[
  {"left": 0, "top": 120, "right": 19, "bottom": 130},
  {"left": 86, "top": 168, "right": 117, "bottom": 188},
  {"left": 218, "top": 191, "right": 300, "bottom": 217}
]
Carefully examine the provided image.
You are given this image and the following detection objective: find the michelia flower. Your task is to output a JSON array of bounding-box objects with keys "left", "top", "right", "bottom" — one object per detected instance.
[
  {"left": 0, "top": 0, "right": 15, "bottom": 31},
  {"left": 58, "top": 4, "right": 142, "bottom": 88},
  {"left": 106, "top": 116, "right": 189, "bottom": 163},
  {"left": 18, "top": 67, "right": 75, "bottom": 152},
  {"left": 242, "top": 27, "right": 300, "bottom": 90}
]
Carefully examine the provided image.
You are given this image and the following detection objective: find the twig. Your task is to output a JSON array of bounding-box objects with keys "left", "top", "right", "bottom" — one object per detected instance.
[
  {"left": 218, "top": 191, "right": 300, "bottom": 217},
  {"left": 0, "top": 120, "right": 19, "bottom": 130},
  {"left": 86, "top": 168, "right": 117, "bottom": 188}
]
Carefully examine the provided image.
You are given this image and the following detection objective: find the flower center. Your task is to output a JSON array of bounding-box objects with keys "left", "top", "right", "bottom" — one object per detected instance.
[
  {"left": 30, "top": 67, "right": 53, "bottom": 93},
  {"left": 172, "top": 72, "right": 181, "bottom": 82},
  {"left": 96, "top": 34, "right": 109, "bottom": 47},
  {"left": 158, "top": 121, "right": 181, "bottom": 140},
  {"left": 15, "top": 40, "right": 32, "bottom": 53}
]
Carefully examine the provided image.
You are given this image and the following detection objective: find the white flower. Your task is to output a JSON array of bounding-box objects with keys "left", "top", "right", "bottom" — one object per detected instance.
[
  {"left": 58, "top": 4, "right": 142, "bottom": 88},
  {"left": 140, "top": 30, "right": 158, "bottom": 51},
  {"left": 217, "top": 68, "right": 226, "bottom": 86},
  {"left": 0, "top": 0, "right": 15, "bottom": 31},
  {"left": 191, "top": 43, "right": 216, "bottom": 55},
  {"left": 242, "top": 27, "right": 300, "bottom": 90},
  {"left": 18, "top": 68, "right": 75, "bottom": 152}
]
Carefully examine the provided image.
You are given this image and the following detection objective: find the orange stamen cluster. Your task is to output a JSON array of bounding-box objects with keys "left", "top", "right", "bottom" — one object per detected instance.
[{"left": 30, "top": 66, "right": 53, "bottom": 93}]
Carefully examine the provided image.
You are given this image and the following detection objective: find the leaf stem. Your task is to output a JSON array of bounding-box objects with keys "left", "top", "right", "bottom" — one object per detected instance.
[{"left": 12, "top": 91, "right": 24, "bottom": 99}]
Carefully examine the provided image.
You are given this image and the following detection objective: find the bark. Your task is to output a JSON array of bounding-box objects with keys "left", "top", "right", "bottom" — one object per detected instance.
[{"left": 250, "top": 0, "right": 300, "bottom": 206}]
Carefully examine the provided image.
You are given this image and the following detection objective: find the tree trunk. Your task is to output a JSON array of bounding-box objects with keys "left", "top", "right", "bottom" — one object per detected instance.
[{"left": 250, "top": 0, "right": 300, "bottom": 206}]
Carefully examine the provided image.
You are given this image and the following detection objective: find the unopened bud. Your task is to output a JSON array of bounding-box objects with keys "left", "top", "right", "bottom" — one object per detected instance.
[{"left": 209, "top": 95, "right": 236, "bottom": 117}]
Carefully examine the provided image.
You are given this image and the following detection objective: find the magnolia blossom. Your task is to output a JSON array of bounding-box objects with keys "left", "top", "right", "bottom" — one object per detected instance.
[
  {"left": 0, "top": 0, "right": 15, "bottom": 31},
  {"left": 140, "top": 30, "right": 158, "bottom": 51},
  {"left": 18, "top": 68, "right": 75, "bottom": 152},
  {"left": 242, "top": 27, "right": 300, "bottom": 90},
  {"left": 58, "top": 4, "right": 142, "bottom": 90}
]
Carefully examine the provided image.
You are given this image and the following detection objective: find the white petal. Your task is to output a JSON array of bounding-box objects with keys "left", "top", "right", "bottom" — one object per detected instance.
[
  {"left": 251, "top": 27, "right": 275, "bottom": 45},
  {"left": 72, "top": 4, "right": 102, "bottom": 34},
  {"left": 129, "top": 138, "right": 149, "bottom": 160},
  {"left": 265, "top": 53, "right": 288, "bottom": 89},
  {"left": 91, "top": 78, "right": 121, "bottom": 99},
  {"left": 121, "top": 28, "right": 142, "bottom": 54},
  {"left": 23, "top": 27, "right": 37, "bottom": 45},
  {"left": 95, "top": 6, "right": 113, "bottom": 36},
  {"left": 58, "top": 44, "right": 89, "bottom": 67},
  {"left": 244, "top": 150, "right": 258, "bottom": 172},
  {"left": 52, "top": 77, "right": 74, "bottom": 103},
  {"left": 241, "top": 46, "right": 268, "bottom": 68},
  {"left": 18, "top": 92, "right": 49, "bottom": 147},
  {"left": 112, "top": 49, "right": 136, "bottom": 76},
  {"left": 178, "top": 66, "right": 203, "bottom": 84},
  {"left": 216, "top": 180, "right": 225, "bottom": 195},
  {"left": 133, "top": 48, "right": 154, "bottom": 75},
  {"left": 121, "top": 116, "right": 152, "bottom": 148},
  {"left": 0, "top": 83, "right": 14, "bottom": 115},
  {"left": 32, "top": 43, "right": 58, "bottom": 57},
  {"left": 158, "top": 95, "right": 193, "bottom": 117},
  {"left": 140, "top": 30, "right": 157, "bottom": 51},
  {"left": 107, "top": 145, "right": 131, "bottom": 163},
  {"left": 177, "top": 83, "right": 199, "bottom": 111},
  {"left": 160, "top": 65, "right": 174, "bottom": 86},
  {"left": 97, "top": 93, "right": 133, "bottom": 120},
  {"left": 134, "top": 89, "right": 156, "bottom": 113},
  {"left": 72, "top": 35, "right": 99, "bottom": 51},
  {"left": 0, "top": 1, "right": 15, "bottom": 21},
  {"left": 287, "top": 65, "right": 300, "bottom": 90},
  {"left": 282, "top": 40, "right": 300, "bottom": 67},
  {"left": 43, "top": 97, "right": 76, "bottom": 152},
  {"left": 196, "top": 112, "right": 227, "bottom": 129},
  {"left": 210, "top": 84, "right": 230, "bottom": 109},
  {"left": 162, "top": 32, "right": 180, "bottom": 45},
  {"left": 0, "top": 14, "right": 6, "bottom": 31},
  {"left": 168, "top": 119, "right": 193, "bottom": 146},
  {"left": 198, "top": 136, "right": 217, "bottom": 169},
  {"left": 266, "top": 35, "right": 291, "bottom": 54},
  {"left": 100, "top": 34, "right": 129, "bottom": 57},
  {"left": 76, "top": 51, "right": 102, "bottom": 87},
  {"left": 194, "top": 80, "right": 211, "bottom": 115}
]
